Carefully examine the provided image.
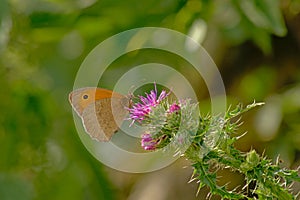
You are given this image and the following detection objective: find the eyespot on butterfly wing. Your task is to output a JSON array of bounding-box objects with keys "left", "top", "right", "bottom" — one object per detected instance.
[{"left": 69, "top": 87, "right": 129, "bottom": 141}]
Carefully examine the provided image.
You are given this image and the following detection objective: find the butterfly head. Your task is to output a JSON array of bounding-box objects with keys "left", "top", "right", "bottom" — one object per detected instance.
[{"left": 69, "top": 88, "right": 99, "bottom": 116}]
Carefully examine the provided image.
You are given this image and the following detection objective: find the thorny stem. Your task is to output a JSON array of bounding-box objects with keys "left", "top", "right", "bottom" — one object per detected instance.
[{"left": 184, "top": 102, "right": 299, "bottom": 199}]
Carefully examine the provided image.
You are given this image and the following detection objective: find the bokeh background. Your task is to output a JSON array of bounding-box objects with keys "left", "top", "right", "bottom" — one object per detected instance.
[{"left": 1, "top": 0, "right": 300, "bottom": 199}]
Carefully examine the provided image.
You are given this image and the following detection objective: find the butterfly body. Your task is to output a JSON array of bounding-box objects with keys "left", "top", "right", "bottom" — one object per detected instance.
[{"left": 69, "top": 87, "right": 129, "bottom": 141}]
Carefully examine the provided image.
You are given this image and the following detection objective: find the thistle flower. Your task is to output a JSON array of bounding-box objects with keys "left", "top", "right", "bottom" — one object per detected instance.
[
  {"left": 141, "top": 133, "right": 157, "bottom": 150},
  {"left": 169, "top": 103, "right": 180, "bottom": 113},
  {"left": 128, "top": 89, "right": 299, "bottom": 199},
  {"left": 128, "top": 83, "right": 169, "bottom": 123}
]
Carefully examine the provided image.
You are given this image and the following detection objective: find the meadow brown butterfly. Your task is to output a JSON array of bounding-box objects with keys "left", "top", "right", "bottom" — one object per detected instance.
[{"left": 69, "top": 87, "right": 130, "bottom": 142}]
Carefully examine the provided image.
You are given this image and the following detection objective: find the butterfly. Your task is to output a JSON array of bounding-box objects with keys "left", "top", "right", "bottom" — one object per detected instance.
[{"left": 69, "top": 87, "right": 130, "bottom": 141}]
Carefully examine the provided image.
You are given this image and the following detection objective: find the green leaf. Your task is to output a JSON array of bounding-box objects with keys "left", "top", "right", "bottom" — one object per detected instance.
[
  {"left": 226, "top": 101, "right": 265, "bottom": 120},
  {"left": 239, "top": 0, "right": 287, "bottom": 36}
]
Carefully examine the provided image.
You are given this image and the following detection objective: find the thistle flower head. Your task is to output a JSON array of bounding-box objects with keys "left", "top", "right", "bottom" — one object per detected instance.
[
  {"left": 169, "top": 103, "right": 180, "bottom": 113},
  {"left": 128, "top": 83, "right": 169, "bottom": 123},
  {"left": 141, "top": 133, "right": 157, "bottom": 150}
]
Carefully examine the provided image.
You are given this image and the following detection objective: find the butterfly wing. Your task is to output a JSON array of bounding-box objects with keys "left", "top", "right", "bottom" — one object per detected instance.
[{"left": 81, "top": 97, "right": 129, "bottom": 141}]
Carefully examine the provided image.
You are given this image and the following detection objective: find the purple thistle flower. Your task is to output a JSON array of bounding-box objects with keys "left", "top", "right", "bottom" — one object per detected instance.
[
  {"left": 169, "top": 103, "right": 180, "bottom": 113},
  {"left": 128, "top": 83, "right": 169, "bottom": 123},
  {"left": 141, "top": 133, "right": 157, "bottom": 150}
]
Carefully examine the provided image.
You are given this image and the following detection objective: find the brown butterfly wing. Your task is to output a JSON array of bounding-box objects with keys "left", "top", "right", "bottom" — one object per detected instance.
[{"left": 81, "top": 97, "right": 129, "bottom": 141}]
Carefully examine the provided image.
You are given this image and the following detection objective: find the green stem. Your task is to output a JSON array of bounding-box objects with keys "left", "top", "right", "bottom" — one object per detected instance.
[
  {"left": 192, "top": 161, "right": 246, "bottom": 199},
  {"left": 189, "top": 146, "right": 298, "bottom": 199}
]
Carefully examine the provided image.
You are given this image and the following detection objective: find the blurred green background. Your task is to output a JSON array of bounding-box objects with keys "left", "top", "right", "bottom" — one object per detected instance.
[{"left": 1, "top": 0, "right": 300, "bottom": 199}]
